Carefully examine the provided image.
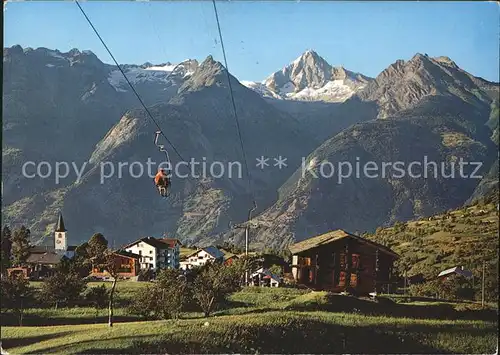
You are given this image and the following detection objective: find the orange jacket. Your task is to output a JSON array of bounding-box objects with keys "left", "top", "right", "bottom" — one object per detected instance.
[{"left": 154, "top": 172, "right": 169, "bottom": 186}]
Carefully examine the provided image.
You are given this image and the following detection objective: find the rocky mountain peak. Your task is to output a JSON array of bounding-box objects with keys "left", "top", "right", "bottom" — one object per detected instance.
[
  {"left": 244, "top": 50, "right": 371, "bottom": 103},
  {"left": 177, "top": 55, "right": 230, "bottom": 93},
  {"left": 4, "top": 45, "right": 24, "bottom": 56},
  {"left": 432, "top": 56, "right": 459, "bottom": 68},
  {"left": 358, "top": 52, "right": 496, "bottom": 118},
  {"left": 68, "top": 48, "right": 82, "bottom": 56}
]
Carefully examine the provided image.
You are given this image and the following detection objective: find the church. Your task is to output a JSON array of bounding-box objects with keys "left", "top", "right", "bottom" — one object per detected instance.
[{"left": 8, "top": 212, "right": 78, "bottom": 279}]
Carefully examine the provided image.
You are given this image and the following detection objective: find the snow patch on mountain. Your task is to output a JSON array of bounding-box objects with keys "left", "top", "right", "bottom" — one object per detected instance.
[
  {"left": 144, "top": 64, "right": 177, "bottom": 72},
  {"left": 243, "top": 50, "right": 372, "bottom": 103},
  {"left": 47, "top": 50, "right": 66, "bottom": 60},
  {"left": 240, "top": 80, "right": 281, "bottom": 99},
  {"left": 107, "top": 60, "right": 198, "bottom": 92},
  {"left": 292, "top": 80, "right": 359, "bottom": 101}
]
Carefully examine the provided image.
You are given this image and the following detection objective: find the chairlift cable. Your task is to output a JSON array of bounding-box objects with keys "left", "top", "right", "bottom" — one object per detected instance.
[
  {"left": 211, "top": 0, "right": 255, "bottom": 205},
  {"left": 75, "top": 0, "right": 185, "bottom": 162}
]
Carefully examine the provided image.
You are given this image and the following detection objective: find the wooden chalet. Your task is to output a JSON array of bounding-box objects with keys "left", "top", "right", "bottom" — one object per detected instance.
[
  {"left": 290, "top": 230, "right": 398, "bottom": 295},
  {"left": 91, "top": 250, "right": 141, "bottom": 279}
]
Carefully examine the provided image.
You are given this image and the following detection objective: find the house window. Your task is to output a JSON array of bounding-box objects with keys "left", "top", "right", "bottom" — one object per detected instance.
[
  {"left": 350, "top": 273, "right": 358, "bottom": 287},
  {"left": 150, "top": 250, "right": 153, "bottom": 254},
  {"left": 139, "top": 250, "right": 142, "bottom": 255},
  {"left": 339, "top": 271, "right": 346, "bottom": 287},
  {"left": 352, "top": 254, "right": 360, "bottom": 269}
]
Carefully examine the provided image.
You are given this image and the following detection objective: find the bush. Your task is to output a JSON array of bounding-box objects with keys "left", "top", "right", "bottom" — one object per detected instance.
[
  {"left": 410, "top": 276, "right": 474, "bottom": 300},
  {"left": 268, "top": 264, "right": 283, "bottom": 277},
  {"left": 192, "top": 262, "right": 243, "bottom": 317},
  {"left": 129, "top": 269, "right": 188, "bottom": 320},
  {"left": 40, "top": 271, "right": 87, "bottom": 309},
  {"left": 0, "top": 274, "right": 35, "bottom": 325},
  {"left": 85, "top": 285, "right": 109, "bottom": 315}
]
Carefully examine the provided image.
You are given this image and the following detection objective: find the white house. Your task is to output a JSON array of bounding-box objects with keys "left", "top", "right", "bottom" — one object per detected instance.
[
  {"left": 124, "top": 237, "right": 181, "bottom": 270},
  {"left": 438, "top": 266, "right": 473, "bottom": 279},
  {"left": 180, "top": 246, "right": 224, "bottom": 270},
  {"left": 250, "top": 267, "right": 281, "bottom": 287}
]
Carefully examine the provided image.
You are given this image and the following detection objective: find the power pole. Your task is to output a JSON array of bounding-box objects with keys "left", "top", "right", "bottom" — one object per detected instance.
[
  {"left": 230, "top": 201, "right": 257, "bottom": 286},
  {"left": 481, "top": 261, "right": 486, "bottom": 308},
  {"left": 403, "top": 268, "right": 407, "bottom": 296}
]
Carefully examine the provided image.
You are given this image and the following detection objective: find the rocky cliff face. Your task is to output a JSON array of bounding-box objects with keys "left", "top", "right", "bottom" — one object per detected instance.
[{"left": 357, "top": 53, "right": 498, "bottom": 118}]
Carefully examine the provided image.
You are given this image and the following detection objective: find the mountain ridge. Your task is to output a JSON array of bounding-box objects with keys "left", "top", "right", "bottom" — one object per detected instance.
[{"left": 2, "top": 45, "right": 498, "bottom": 250}]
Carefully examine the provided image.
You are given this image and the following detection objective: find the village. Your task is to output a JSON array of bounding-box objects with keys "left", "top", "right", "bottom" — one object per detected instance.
[
  {"left": 3, "top": 212, "right": 484, "bottom": 295},
  {"left": 1, "top": 207, "right": 498, "bottom": 354}
]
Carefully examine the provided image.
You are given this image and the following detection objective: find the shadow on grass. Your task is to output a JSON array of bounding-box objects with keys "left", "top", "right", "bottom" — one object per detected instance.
[
  {"left": 2, "top": 331, "right": 75, "bottom": 349},
  {"left": 284, "top": 294, "right": 498, "bottom": 321},
  {"left": 0, "top": 313, "right": 141, "bottom": 326},
  {"left": 18, "top": 321, "right": 449, "bottom": 354}
]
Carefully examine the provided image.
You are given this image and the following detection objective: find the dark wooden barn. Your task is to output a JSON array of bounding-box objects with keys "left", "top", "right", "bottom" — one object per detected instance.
[{"left": 290, "top": 230, "right": 399, "bottom": 295}]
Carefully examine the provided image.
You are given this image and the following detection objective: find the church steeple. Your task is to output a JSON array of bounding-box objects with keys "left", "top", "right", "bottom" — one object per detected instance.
[
  {"left": 55, "top": 212, "right": 67, "bottom": 232},
  {"left": 54, "top": 212, "right": 67, "bottom": 251}
]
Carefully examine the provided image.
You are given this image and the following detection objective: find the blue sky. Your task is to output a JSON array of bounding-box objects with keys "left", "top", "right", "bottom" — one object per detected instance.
[{"left": 4, "top": 1, "right": 500, "bottom": 82}]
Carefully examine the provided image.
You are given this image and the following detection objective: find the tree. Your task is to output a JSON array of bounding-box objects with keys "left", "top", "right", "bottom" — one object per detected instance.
[
  {"left": 75, "top": 242, "right": 90, "bottom": 261},
  {"left": 269, "top": 264, "right": 283, "bottom": 277},
  {"left": 40, "top": 271, "right": 87, "bottom": 309},
  {"left": 99, "top": 250, "right": 120, "bottom": 327},
  {"left": 192, "top": 262, "right": 243, "bottom": 317},
  {"left": 85, "top": 285, "right": 109, "bottom": 317},
  {"left": 130, "top": 269, "right": 188, "bottom": 320},
  {"left": 86, "top": 233, "right": 108, "bottom": 268},
  {"left": 1, "top": 226, "right": 13, "bottom": 272},
  {"left": 81, "top": 233, "right": 118, "bottom": 327},
  {"left": 0, "top": 274, "right": 34, "bottom": 326},
  {"left": 10, "top": 226, "right": 31, "bottom": 267},
  {"left": 63, "top": 242, "right": 92, "bottom": 278}
]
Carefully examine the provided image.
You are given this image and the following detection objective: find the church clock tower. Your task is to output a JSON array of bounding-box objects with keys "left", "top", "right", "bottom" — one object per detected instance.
[{"left": 54, "top": 212, "right": 67, "bottom": 251}]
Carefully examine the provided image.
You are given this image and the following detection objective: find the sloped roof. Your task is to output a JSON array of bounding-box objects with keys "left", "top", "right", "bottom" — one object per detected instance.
[
  {"left": 55, "top": 212, "right": 67, "bottom": 232},
  {"left": 124, "top": 237, "right": 172, "bottom": 250},
  {"left": 159, "top": 238, "right": 182, "bottom": 248},
  {"left": 289, "top": 229, "right": 398, "bottom": 258},
  {"left": 438, "top": 266, "right": 473, "bottom": 279},
  {"left": 251, "top": 267, "right": 281, "bottom": 282},
  {"left": 115, "top": 250, "right": 141, "bottom": 259},
  {"left": 220, "top": 249, "right": 237, "bottom": 260},
  {"left": 26, "top": 251, "right": 62, "bottom": 265},
  {"left": 186, "top": 246, "right": 225, "bottom": 259},
  {"left": 30, "top": 246, "right": 55, "bottom": 254},
  {"left": 203, "top": 246, "right": 225, "bottom": 259}
]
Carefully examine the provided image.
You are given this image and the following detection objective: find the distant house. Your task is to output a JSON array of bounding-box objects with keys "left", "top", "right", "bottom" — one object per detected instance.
[
  {"left": 180, "top": 246, "right": 225, "bottom": 270},
  {"left": 224, "top": 254, "right": 239, "bottom": 266},
  {"left": 26, "top": 246, "right": 64, "bottom": 279},
  {"left": 438, "top": 266, "right": 473, "bottom": 279},
  {"left": 250, "top": 267, "right": 281, "bottom": 287},
  {"left": 91, "top": 250, "right": 140, "bottom": 279},
  {"left": 289, "top": 229, "right": 398, "bottom": 295},
  {"left": 123, "top": 237, "right": 181, "bottom": 270}
]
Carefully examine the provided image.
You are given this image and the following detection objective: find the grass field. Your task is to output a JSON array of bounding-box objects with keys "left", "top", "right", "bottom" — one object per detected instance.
[{"left": 1, "top": 285, "right": 498, "bottom": 354}]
